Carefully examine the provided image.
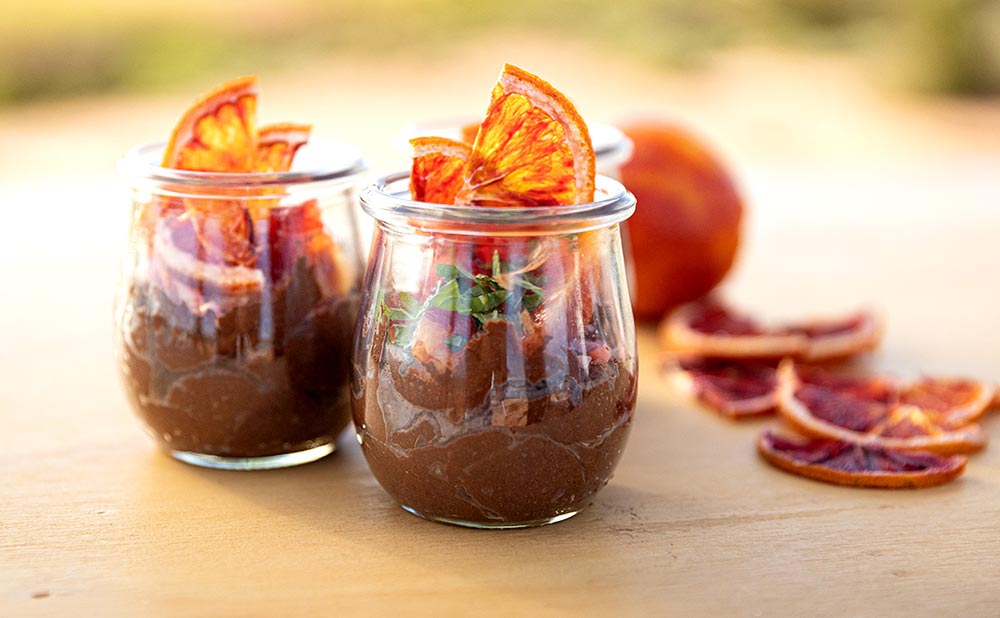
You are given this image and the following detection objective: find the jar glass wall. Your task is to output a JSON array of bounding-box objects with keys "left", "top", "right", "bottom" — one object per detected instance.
[
  {"left": 116, "top": 140, "right": 366, "bottom": 470},
  {"left": 352, "top": 172, "right": 638, "bottom": 528}
]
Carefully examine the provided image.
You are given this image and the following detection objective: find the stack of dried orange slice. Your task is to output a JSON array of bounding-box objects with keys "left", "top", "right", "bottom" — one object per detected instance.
[
  {"left": 661, "top": 298, "right": 997, "bottom": 488},
  {"left": 162, "top": 75, "right": 312, "bottom": 175},
  {"left": 403, "top": 64, "right": 601, "bottom": 358},
  {"left": 409, "top": 63, "right": 595, "bottom": 207},
  {"left": 159, "top": 75, "right": 318, "bottom": 267}
]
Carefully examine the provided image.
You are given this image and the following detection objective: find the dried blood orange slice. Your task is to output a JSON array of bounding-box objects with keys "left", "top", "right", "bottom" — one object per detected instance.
[
  {"left": 795, "top": 311, "right": 884, "bottom": 361},
  {"left": 667, "top": 357, "right": 778, "bottom": 418},
  {"left": 661, "top": 299, "right": 804, "bottom": 359},
  {"left": 660, "top": 299, "right": 883, "bottom": 361},
  {"left": 161, "top": 76, "right": 261, "bottom": 265},
  {"left": 899, "top": 378, "right": 997, "bottom": 426},
  {"left": 457, "top": 64, "right": 595, "bottom": 206},
  {"left": 409, "top": 136, "right": 473, "bottom": 204},
  {"left": 776, "top": 361, "right": 990, "bottom": 454},
  {"left": 162, "top": 75, "right": 258, "bottom": 172},
  {"left": 758, "top": 430, "right": 966, "bottom": 489},
  {"left": 256, "top": 122, "right": 312, "bottom": 172}
]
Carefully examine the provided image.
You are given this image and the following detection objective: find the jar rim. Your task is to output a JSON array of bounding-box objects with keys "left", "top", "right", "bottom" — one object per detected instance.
[
  {"left": 360, "top": 171, "right": 636, "bottom": 234},
  {"left": 118, "top": 138, "right": 367, "bottom": 188}
]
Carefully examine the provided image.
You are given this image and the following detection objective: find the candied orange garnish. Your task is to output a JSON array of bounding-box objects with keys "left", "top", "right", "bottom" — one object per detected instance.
[
  {"left": 409, "top": 65, "right": 595, "bottom": 208},
  {"left": 159, "top": 77, "right": 318, "bottom": 266},
  {"left": 409, "top": 137, "right": 472, "bottom": 204},
  {"left": 162, "top": 75, "right": 258, "bottom": 172},
  {"left": 256, "top": 123, "right": 312, "bottom": 173},
  {"left": 458, "top": 64, "right": 595, "bottom": 206}
]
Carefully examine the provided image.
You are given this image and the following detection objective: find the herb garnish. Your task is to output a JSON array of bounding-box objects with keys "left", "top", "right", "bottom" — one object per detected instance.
[{"left": 382, "top": 251, "right": 545, "bottom": 348}]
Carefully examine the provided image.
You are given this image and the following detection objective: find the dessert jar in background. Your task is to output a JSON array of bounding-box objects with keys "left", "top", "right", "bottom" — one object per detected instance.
[
  {"left": 352, "top": 172, "right": 638, "bottom": 528},
  {"left": 116, "top": 139, "right": 366, "bottom": 470}
]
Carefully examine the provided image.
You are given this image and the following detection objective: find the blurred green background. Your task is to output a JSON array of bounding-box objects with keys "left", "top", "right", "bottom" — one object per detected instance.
[{"left": 5, "top": 0, "right": 1000, "bottom": 107}]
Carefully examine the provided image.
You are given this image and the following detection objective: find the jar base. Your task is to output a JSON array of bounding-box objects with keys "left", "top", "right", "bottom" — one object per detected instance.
[
  {"left": 400, "top": 504, "right": 582, "bottom": 529},
  {"left": 168, "top": 442, "right": 335, "bottom": 470}
]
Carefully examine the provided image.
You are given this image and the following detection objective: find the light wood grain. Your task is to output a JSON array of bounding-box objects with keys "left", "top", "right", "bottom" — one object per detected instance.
[
  {"left": 3, "top": 45, "right": 1000, "bottom": 618},
  {"left": 4, "top": 260, "right": 1000, "bottom": 617}
]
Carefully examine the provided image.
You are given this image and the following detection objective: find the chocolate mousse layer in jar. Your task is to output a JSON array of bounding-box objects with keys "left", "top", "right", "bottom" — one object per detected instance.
[
  {"left": 352, "top": 172, "right": 638, "bottom": 527},
  {"left": 116, "top": 140, "right": 366, "bottom": 469}
]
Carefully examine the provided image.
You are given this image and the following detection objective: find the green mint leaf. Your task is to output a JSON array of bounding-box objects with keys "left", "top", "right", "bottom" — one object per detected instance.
[
  {"left": 384, "top": 252, "right": 548, "bottom": 351},
  {"left": 391, "top": 323, "right": 416, "bottom": 347},
  {"left": 387, "top": 307, "right": 416, "bottom": 321},
  {"left": 399, "top": 291, "right": 421, "bottom": 315},
  {"left": 515, "top": 278, "right": 543, "bottom": 295},
  {"left": 428, "top": 279, "right": 464, "bottom": 312},
  {"left": 436, "top": 262, "right": 475, "bottom": 280},
  {"left": 444, "top": 333, "right": 467, "bottom": 351}
]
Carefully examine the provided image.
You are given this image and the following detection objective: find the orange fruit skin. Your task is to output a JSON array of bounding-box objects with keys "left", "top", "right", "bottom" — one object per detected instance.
[
  {"left": 757, "top": 430, "right": 967, "bottom": 489},
  {"left": 619, "top": 121, "right": 743, "bottom": 322},
  {"left": 409, "top": 136, "right": 472, "bottom": 205},
  {"left": 256, "top": 122, "right": 312, "bottom": 173},
  {"left": 163, "top": 75, "right": 259, "bottom": 172}
]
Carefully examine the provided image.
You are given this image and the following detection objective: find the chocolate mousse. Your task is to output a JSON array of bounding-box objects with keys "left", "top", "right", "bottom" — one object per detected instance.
[
  {"left": 117, "top": 199, "right": 358, "bottom": 459},
  {"left": 352, "top": 256, "right": 637, "bottom": 526}
]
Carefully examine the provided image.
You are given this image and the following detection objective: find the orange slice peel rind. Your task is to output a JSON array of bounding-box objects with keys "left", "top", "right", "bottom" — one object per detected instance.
[
  {"left": 423, "top": 64, "right": 595, "bottom": 208},
  {"left": 776, "top": 360, "right": 988, "bottom": 454},
  {"left": 758, "top": 429, "right": 967, "bottom": 489},
  {"left": 409, "top": 136, "right": 473, "bottom": 205},
  {"left": 660, "top": 299, "right": 884, "bottom": 361},
  {"left": 163, "top": 75, "right": 259, "bottom": 172},
  {"left": 256, "top": 122, "right": 312, "bottom": 173}
]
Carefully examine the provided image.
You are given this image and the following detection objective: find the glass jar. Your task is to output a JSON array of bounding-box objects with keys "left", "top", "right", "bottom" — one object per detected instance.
[
  {"left": 116, "top": 139, "right": 366, "bottom": 470},
  {"left": 352, "top": 172, "right": 638, "bottom": 528},
  {"left": 395, "top": 118, "right": 636, "bottom": 295}
]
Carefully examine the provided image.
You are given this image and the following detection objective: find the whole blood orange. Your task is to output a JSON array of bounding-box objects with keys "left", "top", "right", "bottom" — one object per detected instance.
[{"left": 619, "top": 121, "right": 743, "bottom": 322}]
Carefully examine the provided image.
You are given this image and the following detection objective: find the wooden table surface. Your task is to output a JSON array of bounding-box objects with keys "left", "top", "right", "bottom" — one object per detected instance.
[
  {"left": 3, "top": 48, "right": 1000, "bottom": 616},
  {"left": 3, "top": 162, "right": 1000, "bottom": 618}
]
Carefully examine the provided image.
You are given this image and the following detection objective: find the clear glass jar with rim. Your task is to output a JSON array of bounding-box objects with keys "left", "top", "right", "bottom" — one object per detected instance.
[
  {"left": 116, "top": 139, "right": 366, "bottom": 470},
  {"left": 352, "top": 171, "right": 638, "bottom": 528}
]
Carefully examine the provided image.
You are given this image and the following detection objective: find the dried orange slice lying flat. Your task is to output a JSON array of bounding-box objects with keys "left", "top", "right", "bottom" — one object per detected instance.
[
  {"left": 163, "top": 75, "right": 259, "bottom": 172},
  {"left": 667, "top": 358, "right": 778, "bottom": 418},
  {"left": 777, "top": 360, "right": 991, "bottom": 454},
  {"left": 409, "top": 136, "right": 473, "bottom": 204},
  {"left": 899, "top": 378, "right": 997, "bottom": 426},
  {"left": 758, "top": 430, "right": 966, "bottom": 489},
  {"left": 660, "top": 299, "right": 883, "bottom": 361},
  {"left": 457, "top": 64, "right": 595, "bottom": 206},
  {"left": 256, "top": 123, "right": 312, "bottom": 173}
]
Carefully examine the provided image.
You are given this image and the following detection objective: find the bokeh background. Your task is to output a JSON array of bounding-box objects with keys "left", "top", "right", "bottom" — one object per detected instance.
[{"left": 2, "top": 0, "right": 999, "bottom": 423}]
